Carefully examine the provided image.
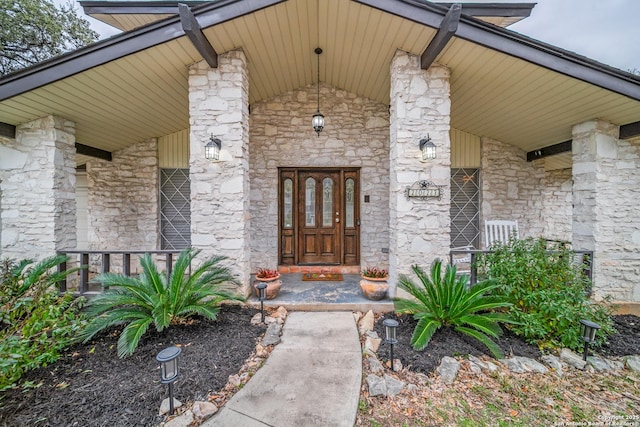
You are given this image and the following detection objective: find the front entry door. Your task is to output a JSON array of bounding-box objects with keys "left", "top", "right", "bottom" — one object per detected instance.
[{"left": 279, "top": 168, "right": 359, "bottom": 265}]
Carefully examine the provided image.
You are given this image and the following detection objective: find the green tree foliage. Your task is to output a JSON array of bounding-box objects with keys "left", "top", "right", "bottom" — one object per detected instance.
[
  {"left": 0, "top": 255, "right": 85, "bottom": 391},
  {"left": 395, "top": 259, "right": 514, "bottom": 358},
  {"left": 81, "top": 249, "right": 245, "bottom": 358},
  {"left": 0, "top": 0, "right": 98, "bottom": 75},
  {"left": 478, "top": 237, "right": 614, "bottom": 351}
]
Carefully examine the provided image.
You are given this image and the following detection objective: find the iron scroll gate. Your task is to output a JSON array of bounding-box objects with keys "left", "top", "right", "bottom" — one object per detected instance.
[{"left": 448, "top": 249, "right": 594, "bottom": 292}]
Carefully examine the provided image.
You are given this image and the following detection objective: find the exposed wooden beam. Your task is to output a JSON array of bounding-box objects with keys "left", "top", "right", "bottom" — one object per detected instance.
[
  {"left": 526, "top": 140, "right": 572, "bottom": 162},
  {"left": 421, "top": 3, "right": 461, "bottom": 69},
  {"left": 619, "top": 121, "right": 640, "bottom": 139},
  {"left": 0, "top": 122, "right": 16, "bottom": 138},
  {"left": 0, "top": 0, "right": 285, "bottom": 101},
  {"left": 438, "top": 2, "right": 535, "bottom": 18},
  {"left": 76, "top": 143, "right": 112, "bottom": 161},
  {"left": 178, "top": 3, "right": 218, "bottom": 68}
]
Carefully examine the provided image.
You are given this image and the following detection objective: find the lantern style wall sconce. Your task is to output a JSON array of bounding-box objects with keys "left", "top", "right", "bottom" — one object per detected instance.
[
  {"left": 579, "top": 319, "right": 601, "bottom": 361},
  {"left": 383, "top": 318, "right": 399, "bottom": 371},
  {"left": 156, "top": 346, "right": 182, "bottom": 415},
  {"left": 256, "top": 282, "right": 267, "bottom": 323},
  {"left": 419, "top": 135, "right": 436, "bottom": 160},
  {"left": 205, "top": 135, "right": 221, "bottom": 160}
]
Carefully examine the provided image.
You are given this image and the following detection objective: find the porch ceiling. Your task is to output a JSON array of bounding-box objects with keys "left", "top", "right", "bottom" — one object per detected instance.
[{"left": 1, "top": 0, "right": 639, "bottom": 164}]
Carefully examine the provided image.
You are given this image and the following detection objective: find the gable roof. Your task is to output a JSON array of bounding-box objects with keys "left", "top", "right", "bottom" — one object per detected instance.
[{"left": 1, "top": 0, "right": 639, "bottom": 162}]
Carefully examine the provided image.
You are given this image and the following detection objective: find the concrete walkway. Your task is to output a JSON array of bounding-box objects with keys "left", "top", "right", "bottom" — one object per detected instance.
[{"left": 204, "top": 311, "right": 362, "bottom": 426}]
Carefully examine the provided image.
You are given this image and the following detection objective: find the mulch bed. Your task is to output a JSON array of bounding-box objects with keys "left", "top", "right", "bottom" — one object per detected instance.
[
  {"left": 0, "top": 305, "right": 265, "bottom": 427},
  {"left": 374, "top": 313, "right": 639, "bottom": 374}
]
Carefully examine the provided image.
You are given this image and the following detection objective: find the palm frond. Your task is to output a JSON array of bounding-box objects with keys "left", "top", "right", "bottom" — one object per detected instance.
[
  {"left": 411, "top": 317, "right": 441, "bottom": 351},
  {"left": 456, "top": 326, "right": 504, "bottom": 359}
]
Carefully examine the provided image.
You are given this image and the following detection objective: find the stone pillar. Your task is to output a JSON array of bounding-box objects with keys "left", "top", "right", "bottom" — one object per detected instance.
[
  {"left": 572, "top": 119, "right": 640, "bottom": 303},
  {"left": 189, "top": 50, "right": 251, "bottom": 293},
  {"left": 0, "top": 115, "right": 76, "bottom": 260},
  {"left": 389, "top": 50, "right": 451, "bottom": 296}
]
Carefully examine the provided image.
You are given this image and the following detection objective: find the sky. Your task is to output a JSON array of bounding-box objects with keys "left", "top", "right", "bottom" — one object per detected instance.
[{"left": 64, "top": 0, "right": 640, "bottom": 73}]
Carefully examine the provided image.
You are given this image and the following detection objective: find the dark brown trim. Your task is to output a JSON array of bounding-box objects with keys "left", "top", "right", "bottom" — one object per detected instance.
[
  {"left": 80, "top": 0, "right": 205, "bottom": 15},
  {"left": 526, "top": 140, "right": 572, "bottom": 162},
  {"left": 0, "top": 122, "right": 16, "bottom": 139},
  {"left": 75, "top": 143, "right": 113, "bottom": 161},
  {"left": 178, "top": 3, "right": 218, "bottom": 68},
  {"left": 619, "top": 121, "right": 640, "bottom": 140},
  {"left": 421, "top": 3, "right": 461, "bottom": 69},
  {"left": 439, "top": 2, "right": 534, "bottom": 18},
  {"left": 0, "top": 0, "right": 286, "bottom": 102},
  {"left": 353, "top": 0, "right": 640, "bottom": 101}
]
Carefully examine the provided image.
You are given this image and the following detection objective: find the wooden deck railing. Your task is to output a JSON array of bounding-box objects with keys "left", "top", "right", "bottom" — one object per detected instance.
[
  {"left": 449, "top": 249, "right": 594, "bottom": 293},
  {"left": 56, "top": 250, "right": 187, "bottom": 295}
]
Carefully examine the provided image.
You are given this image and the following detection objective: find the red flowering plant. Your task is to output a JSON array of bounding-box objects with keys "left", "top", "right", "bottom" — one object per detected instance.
[
  {"left": 256, "top": 268, "right": 279, "bottom": 279},
  {"left": 361, "top": 266, "right": 388, "bottom": 279}
]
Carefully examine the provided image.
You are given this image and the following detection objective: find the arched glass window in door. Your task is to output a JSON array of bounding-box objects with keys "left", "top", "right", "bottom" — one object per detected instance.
[
  {"left": 283, "top": 178, "right": 293, "bottom": 228},
  {"left": 322, "top": 177, "right": 333, "bottom": 227},
  {"left": 305, "top": 177, "right": 316, "bottom": 226},
  {"left": 345, "top": 178, "right": 355, "bottom": 227}
]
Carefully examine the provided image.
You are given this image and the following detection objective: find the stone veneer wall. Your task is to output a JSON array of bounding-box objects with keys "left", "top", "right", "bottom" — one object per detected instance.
[
  {"left": 249, "top": 83, "right": 390, "bottom": 270},
  {"left": 542, "top": 167, "right": 572, "bottom": 243},
  {"left": 480, "top": 137, "right": 545, "bottom": 245},
  {"left": 0, "top": 115, "right": 76, "bottom": 260},
  {"left": 86, "top": 139, "right": 159, "bottom": 252},
  {"left": 572, "top": 120, "right": 640, "bottom": 302},
  {"left": 389, "top": 51, "right": 451, "bottom": 295},
  {"left": 188, "top": 51, "right": 251, "bottom": 292}
]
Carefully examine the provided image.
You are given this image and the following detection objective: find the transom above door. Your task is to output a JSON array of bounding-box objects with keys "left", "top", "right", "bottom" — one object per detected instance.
[{"left": 279, "top": 168, "right": 360, "bottom": 266}]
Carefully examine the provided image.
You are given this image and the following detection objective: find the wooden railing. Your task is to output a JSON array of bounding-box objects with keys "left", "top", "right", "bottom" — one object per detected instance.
[
  {"left": 56, "top": 250, "right": 186, "bottom": 295},
  {"left": 449, "top": 249, "right": 594, "bottom": 292}
]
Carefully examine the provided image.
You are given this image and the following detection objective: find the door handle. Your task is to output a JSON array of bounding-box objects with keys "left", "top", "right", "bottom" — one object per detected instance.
[
  {"left": 335, "top": 218, "right": 340, "bottom": 223},
  {"left": 356, "top": 219, "right": 360, "bottom": 226}
]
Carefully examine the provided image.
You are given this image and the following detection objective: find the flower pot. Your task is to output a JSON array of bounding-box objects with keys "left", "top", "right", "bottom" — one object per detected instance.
[
  {"left": 360, "top": 276, "right": 389, "bottom": 300},
  {"left": 254, "top": 274, "right": 282, "bottom": 300}
]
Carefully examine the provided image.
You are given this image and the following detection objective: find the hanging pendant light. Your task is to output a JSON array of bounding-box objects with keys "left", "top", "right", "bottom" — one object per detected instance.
[{"left": 312, "top": 47, "right": 324, "bottom": 137}]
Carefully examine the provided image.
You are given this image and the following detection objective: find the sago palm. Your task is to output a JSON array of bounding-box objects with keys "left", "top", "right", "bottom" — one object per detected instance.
[
  {"left": 81, "top": 248, "right": 244, "bottom": 358},
  {"left": 395, "top": 259, "right": 514, "bottom": 358}
]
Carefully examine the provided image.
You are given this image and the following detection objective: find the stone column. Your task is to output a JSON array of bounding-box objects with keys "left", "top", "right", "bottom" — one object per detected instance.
[
  {"left": 189, "top": 50, "right": 251, "bottom": 293},
  {"left": 0, "top": 115, "right": 76, "bottom": 260},
  {"left": 572, "top": 119, "right": 640, "bottom": 303},
  {"left": 389, "top": 50, "right": 451, "bottom": 296}
]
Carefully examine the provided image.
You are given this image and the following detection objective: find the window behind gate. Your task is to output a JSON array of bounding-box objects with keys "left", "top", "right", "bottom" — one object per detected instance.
[
  {"left": 160, "top": 169, "right": 191, "bottom": 250},
  {"left": 450, "top": 168, "right": 480, "bottom": 249}
]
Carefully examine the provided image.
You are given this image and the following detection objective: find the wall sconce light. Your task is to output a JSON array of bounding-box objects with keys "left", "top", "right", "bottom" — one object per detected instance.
[
  {"left": 419, "top": 135, "right": 436, "bottom": 160},
  {"left": 205, "top": 135, "right": 221, "bottom": 160},
  {"left": 383, "top": 318, "right": 399, "bottom": 371},
  {"left": 256, "top": 282, "right": 267, "bottom": 323},
  {"left": 156, "top": 346, "right": 182, "bottom": 415},
  {"left": 579, "top": 319, "right": 601, "bottom": 361}
]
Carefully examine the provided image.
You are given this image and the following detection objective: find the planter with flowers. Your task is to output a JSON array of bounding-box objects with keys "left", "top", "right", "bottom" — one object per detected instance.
[
  {"left": 360, "top": 267, "right": 389, "bottom": 300},
  {"left": 253, "top": 268, "right": 282, "bottom": 300}
]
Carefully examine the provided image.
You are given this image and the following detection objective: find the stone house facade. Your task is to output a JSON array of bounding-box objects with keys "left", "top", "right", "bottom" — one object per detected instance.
[{"left": 1, "top": 0, "right": 639, "bottom": 306}]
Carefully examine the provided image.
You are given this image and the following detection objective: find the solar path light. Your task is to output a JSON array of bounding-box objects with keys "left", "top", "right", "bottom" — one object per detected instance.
[
  {"left": 579, "top": 319, "right": 601, "bottom": 361},
  {"left": 383, "top": 318, "right": 399, "bottom": 371},
  {"left": 257, "top": 282, "right": 268, "bottom": 323},
  {"left": 156, "top": 346, "right": 182, "bottom": 415}
]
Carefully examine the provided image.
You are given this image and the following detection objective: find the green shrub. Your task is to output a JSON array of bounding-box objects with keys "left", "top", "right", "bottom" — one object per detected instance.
[
  {"left": 395, "top": 259, "right": 514, "bottom": 358},
  {"left": 478, "top": 237, "right": 614, "bottom": 351},
  {"left": 0, "top": 255, "right": 85, "bottom": 391},
  {"left": 81, "top": 248, "right": 245, "bottom": 358}
]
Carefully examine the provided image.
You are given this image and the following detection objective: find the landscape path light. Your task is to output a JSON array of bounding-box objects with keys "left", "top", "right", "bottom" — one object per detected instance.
[
  {"left": 156, "top": 346, "right": 182, "bottom": 415},
  {"left": 257, "top": 282, "right": 267, "bottom": 323},
  {"left": 383, "top": 318, "right": 399, "bottom": 371},
  {"left": 580, "top": 319, "right": 601, "bottom": 361}
]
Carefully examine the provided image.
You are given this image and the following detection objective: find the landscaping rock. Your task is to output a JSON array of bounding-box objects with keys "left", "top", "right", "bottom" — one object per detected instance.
[
  {"left": 608, "top": 359, "right": 624, "bottom": 370},
  {"left": 228, "top": 374, "right": 241, "bottom": 387},
  {"left": 384, "top": 375, "right": 405, "bottom": 397},
  {"left": 436, "top": 356, "right": 460, "bottom": 385},
  {"left": 625, "top": 355, "right": 640, "bottom": 372},
  {"left": 165, "top": 410, "right": 193, "bottom": 427},
  {"left": 250, "top": 313, "right": 262, "bottom": 325},
  {"left": 366, "top": 374, "right": 386, "bottom": 397},
  {"left": 364, "top": 336, "right": 382, "bottom": 354},
  {"left": 359, "top": 310, "right": 375, "bottom": 335},
  {"left": 353, "top": 312, "right": 363, "bottom": 324},
  {"left": 406, "top": 383, "right": 419, "bottom": 394},
  {"left": 192, "top": 401, "right": 218, "bottom": 421},
  {"left": 587, "top": 356, "right": 617, "bottom": 372},
  {"left": 500, "top": 357, "right": 528, "bottom": 374},
  {"left": 468, "top": 355, "right": 498, "bottom": 373},
  {"left": 275, "top": 306, "right": 288, "bottom": 320},
  {"left": 541, "top": 355, "right": 564, "bottom": 377},
  {"left": 468, "top": 360, "right": 483, "bottom": 375},
  {"left": 255, "top": 343, "right": 269, "bottom": 358},
  {"left": 368, "top": 356, "right": 385, "bottom": 374},
  {"left": 159, "top": 398, "right": 182, "bottom": 415},
  {"left": 500, "top": 356, "right": 548, "bottom": 374},
  {"left": 560, "top": 348, "right": 587, "bottom": 370},
  {"left": 262, "top": 323, "right": 282, "bottom": 346}
]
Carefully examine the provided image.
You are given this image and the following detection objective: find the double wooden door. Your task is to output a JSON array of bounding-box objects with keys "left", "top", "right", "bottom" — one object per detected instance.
[{"left": 279, "top": 168, "right": 360, "bottom": 265}]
